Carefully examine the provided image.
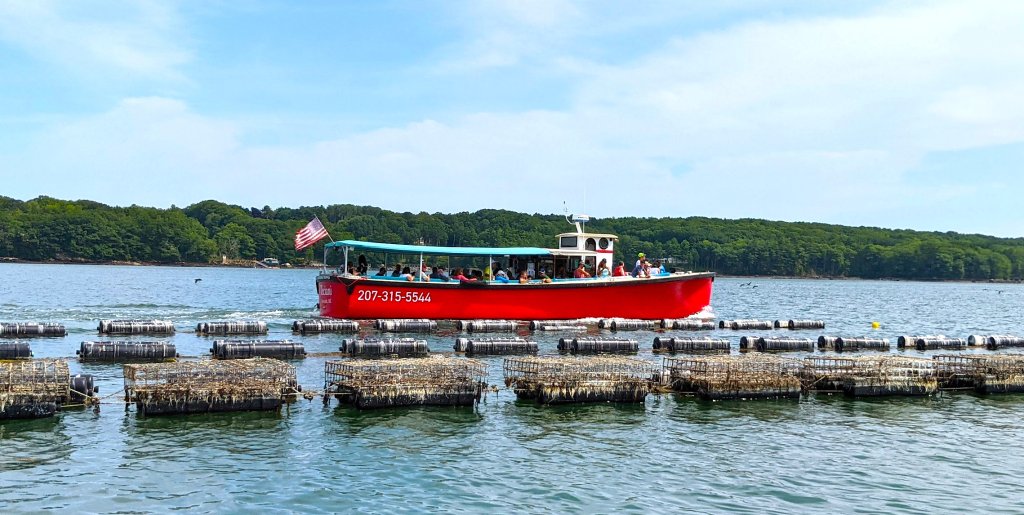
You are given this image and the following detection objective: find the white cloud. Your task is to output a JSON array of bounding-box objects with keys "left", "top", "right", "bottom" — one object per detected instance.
[
  {"left": 436, "top": 0, "right": 584, "bottom": 71},
  {"left": 0, "top": 0, "right": 189, "bottom": 81},
  {"left": 5, "top": 1, "right": 1024, "bottom": 236}
]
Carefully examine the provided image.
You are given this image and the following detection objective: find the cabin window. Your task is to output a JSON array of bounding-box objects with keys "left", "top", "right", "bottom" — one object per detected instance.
[
  {"left": 598, "top": 237, "right": 610, "bottom": 250},
  {"left": 585, "top": 238, "right": 597, "bottom": 251},
  {"left": 560, "top": 236, "right": 577, "bottom": 248}
]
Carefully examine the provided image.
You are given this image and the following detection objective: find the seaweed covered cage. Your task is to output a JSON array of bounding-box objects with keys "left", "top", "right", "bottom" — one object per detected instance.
[
  {"left": 0, "top": 359, "right": 71, "bottom": 419},
  {"left": 663, "top": 355, "right": 802, "bottom": 401},
  {"left": 933, "top": 354, "right": 986, "bottom": 390},
  {"left": 843, "top": 356, "right": 937, "bottom": 397},
  {"left": 971, "top": 354, "right": 1024, "bottom": 394},
  {"left": 503, "top": 356, "right": 655, "bottom": 404},
  {"left": 123, "top": 358, "right": 298, "bottom": 416},
  {"left": 800, "top": 357, "right": 861, "bottom": 392},
  {"left": 324, "top": 356, "right": 487, "bottom": 409}
]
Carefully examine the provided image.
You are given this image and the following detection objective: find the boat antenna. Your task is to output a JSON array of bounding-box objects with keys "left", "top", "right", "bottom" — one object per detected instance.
[{"left": 563, "top": 202, "right": 591, "bottom": 233}]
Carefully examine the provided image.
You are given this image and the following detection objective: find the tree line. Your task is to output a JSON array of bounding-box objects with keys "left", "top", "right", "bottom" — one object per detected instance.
[{"left": 1, "top": 196, "right": 1022, "bottom": 281}]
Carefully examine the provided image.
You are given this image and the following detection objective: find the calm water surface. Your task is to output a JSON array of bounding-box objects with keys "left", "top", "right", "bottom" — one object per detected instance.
[{"left": 1, "top": 263, "right": 1023, "bottom": 513}]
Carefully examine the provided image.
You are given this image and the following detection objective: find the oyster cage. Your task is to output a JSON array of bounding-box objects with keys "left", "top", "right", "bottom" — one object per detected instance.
[
  {"left": 664, "top": 355, "right": 803, "bottom": 401},
  {"left": 324, "top": 356, "right": 488, "bottom": 409},
  {"left": 0, "top": 359, "right": 71, "bottom": 419},
  {"left": 123, "top": 358, "right": 298, "bottom": 416},
  {"left": 503, "top": 356, "right": 657, "bottom": 404}
]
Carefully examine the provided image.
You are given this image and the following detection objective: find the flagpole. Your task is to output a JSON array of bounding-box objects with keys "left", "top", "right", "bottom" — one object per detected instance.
[{"left": 317, "top": 216, "right": 334, "bottom": 272}]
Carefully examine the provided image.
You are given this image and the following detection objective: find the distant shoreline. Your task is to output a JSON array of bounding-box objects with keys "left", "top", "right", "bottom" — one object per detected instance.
[
  {"left": 0, "top": 257, "right": 322, "bottom": 269},
  {"left": 2, "top": 257, "right": 1016, "bottom": 283}
]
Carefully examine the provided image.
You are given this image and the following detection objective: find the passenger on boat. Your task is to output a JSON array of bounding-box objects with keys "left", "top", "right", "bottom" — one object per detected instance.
[
  {"left": 348, "top": 266, "right": 360, "bottom": 276},
  {"left": 574, "top": 262, "right": 591, "bottom": 278},
  {"left": 631, "top": 254, "right": 650, "bottom": 278},
  {"left": 357, "top": 255, "right": 368, "bottom": 275},
  {"left": 597, "top": 258, "right": 610, "bottom": 278},
  {"left": 652, "top": 260, "right": 666, "bottom": 276},
  {"left": 391, "top": 264, "right": 403, "bottom": 277},
  {"left": 539, "top": 271, "right": 553, "bottom": 283},
  {"left": 430, "top": 266, "right": 451, "bottom": 282},
  {"left": 493, "top": 262, "right": 509, "bottom": 282},
  {"left": 452, "top": 267, "right": 477, "bottom": 282},
  {"left": 413, "top": 264, "right": 431, "bottom": 282},
  {"left": 401, "top": 266, "right": 414, "bottom": 281},
  {"left": 612, "top": 261, "right": 627, "bottom": 277},
  {"left": 375, "top": 266, "right": 387, "bottom": 276},
  {"left": 483, "top": 264, "right": 492, "bottom": 281},
  {"left": 518, "top": 270, "right": 530, "bottom": 284}
]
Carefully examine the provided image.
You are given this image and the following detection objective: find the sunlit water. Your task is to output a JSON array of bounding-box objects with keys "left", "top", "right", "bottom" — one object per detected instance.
[{"left": 1, "top": 263, "right": 1024, "bottom": 513}]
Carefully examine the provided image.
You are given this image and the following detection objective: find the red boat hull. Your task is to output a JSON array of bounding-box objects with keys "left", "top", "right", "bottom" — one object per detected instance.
[{"left": 317, "top": 273, "right": 714, "bottom": 320}]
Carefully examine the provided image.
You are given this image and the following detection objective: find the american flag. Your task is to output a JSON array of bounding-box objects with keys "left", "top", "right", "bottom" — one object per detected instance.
[{"left": 294, "top": 217, "right": 330, "bottom": 251}]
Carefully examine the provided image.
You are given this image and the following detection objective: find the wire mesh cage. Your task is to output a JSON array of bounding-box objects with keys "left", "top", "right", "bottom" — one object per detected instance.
[
  {"left": 123, "top": 358, "right": 298, "bottom": 416},
  {"left": 0, "top": 359, "right": 71, "bottom": 419},
  {"left": 971, "top": 354, "right": 1024, "bottom": 393},
  {"left": 842, "top": 356, "right": 937, "bottom": 396},
  {"left": 664, "top": 355, "right": 803, "bottom": 400},
  {"left": 503, "top": 356, "right": 656, "bottom": 404},
  {"left": 324, "top": 356, "right": 487, "bottom": 409},
  {"left": 800, "top": 357, "right": 862, "bottom": 392}
]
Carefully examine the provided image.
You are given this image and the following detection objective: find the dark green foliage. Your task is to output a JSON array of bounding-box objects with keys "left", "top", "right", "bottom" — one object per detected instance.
[{"left": 1, "top": 195, "right": 1023, "bottom": 280}]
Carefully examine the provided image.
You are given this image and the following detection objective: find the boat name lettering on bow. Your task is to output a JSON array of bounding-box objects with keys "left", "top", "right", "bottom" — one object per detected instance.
[{"left": 356, "top": 290, "right": 432, "bottom": 303}]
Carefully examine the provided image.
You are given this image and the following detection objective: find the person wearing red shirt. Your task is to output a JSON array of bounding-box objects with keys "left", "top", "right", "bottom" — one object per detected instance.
[{"left": 612, "top": 261, "right": 627, "bottom": 277}]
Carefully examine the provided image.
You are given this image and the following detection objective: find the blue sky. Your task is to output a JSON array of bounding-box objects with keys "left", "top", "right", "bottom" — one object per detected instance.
[{"left": 2, "top": 1, "right": 1023, "bottom": 237}]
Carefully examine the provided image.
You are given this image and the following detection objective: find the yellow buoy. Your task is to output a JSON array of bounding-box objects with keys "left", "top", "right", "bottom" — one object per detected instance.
[{"left": 871, "top": 321, "right": 880, "bottom": 329}]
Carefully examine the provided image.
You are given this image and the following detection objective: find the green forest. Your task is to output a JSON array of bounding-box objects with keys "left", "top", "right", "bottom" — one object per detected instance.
[{"left": 1, "top": 195, "right": 1023, "bottom": 281}]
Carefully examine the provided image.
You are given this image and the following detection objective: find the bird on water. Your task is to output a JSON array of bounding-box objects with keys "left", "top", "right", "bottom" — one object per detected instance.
[{"left": 195, "top": 278, "right": 202, "bottom": 283}]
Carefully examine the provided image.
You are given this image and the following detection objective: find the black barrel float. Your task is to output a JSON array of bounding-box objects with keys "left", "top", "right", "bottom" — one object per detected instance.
[
  {"left": 662, "top": 319, "right": 716, "bottom": 330},
  {"left": 897, "top": 335, "right": 937, "bottom": 349},
  {"left": 0, "top": 342, "right": 32, "bottom": 359},
  {"left": 294, "top": 319, "right": 359, "bottom": 334},
  {"left": 984, "top": 335, "right": 1024, "bottom": 350},
  {"left": 757, "top": 337, "right": 814, "bottom": 352},
  {"left": 464, "top": 320, "right": 518, "bottom": 333},
  {"left": 212, "top": 340, "right": 305, "bottom": 359},
  {"left": 570, "top": 337, "right": 638, "bottom": 354},
  {"left": 69, "top": 374, "right": 98, "bottom": 401},
  {"left": 739, "top": 336, "right": 763, "bottom": 350},
  {"left": 817, "top": 336, "right": 838, "bottom": 350},
  {"left": 727, "top": 320, "right": 773, "bottom": 330},
  {"left": 788, "top": 320, "right": 825, "bottom": 329},
  {"left": 454, "top": 337, "right": 471, "bottom": 352},
  {"left": 529, "top": 321, "right": 586, "bottom": 331},
  {"left": 0, "top": 322, "right": 67, "bottom": 337},
  {"left": 655, "top": 337, "right": 729, "bottom": 353},
  {"left": 78, "top": 341, "right": 177, "bottom": 362},
  {"left": 914, "top": 337, "right": 967, "bottom": 351},
  {"left": 376, "top": 320, "right": 437, "bottom": 333},
  {"left": 98, "top": 320, "right": 175, "bottom": 335},
  {"left": 196, "top": 321, "right": 268, "bottom": 335},
  {"left": 609, "top": 320, "right": 656, "bottom": 331},
  {"left": 834, "top": 337, "right": 890, "bottom": 352},
  {"left": 465, "top": 338, "right": 537, "bottom": 356},
  {"left": 557, "top": 337, "right": 572, "bottom": 351},
  {"left": 341, "top": 338, "right": 429, "bottom": 357}
]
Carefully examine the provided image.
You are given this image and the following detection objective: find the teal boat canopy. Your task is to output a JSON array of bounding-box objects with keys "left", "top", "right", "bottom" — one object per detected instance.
[{"left": 326, "top": 240, "right": 553, "bottom": 257}]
